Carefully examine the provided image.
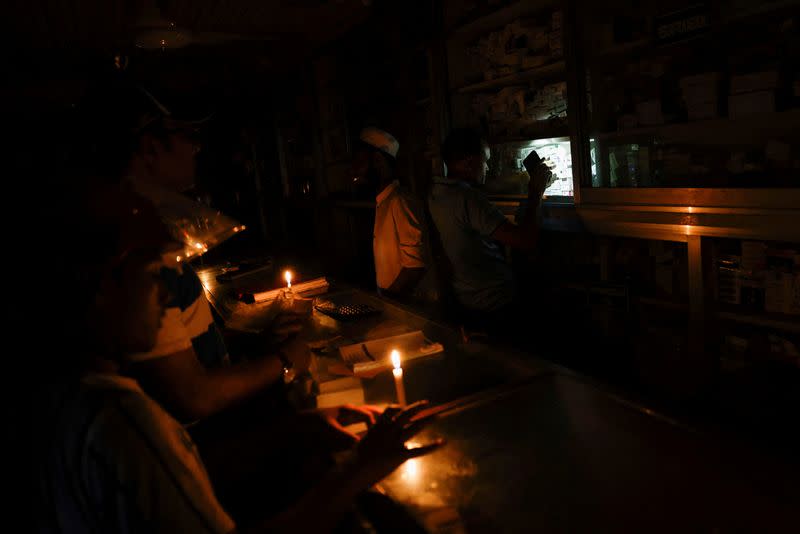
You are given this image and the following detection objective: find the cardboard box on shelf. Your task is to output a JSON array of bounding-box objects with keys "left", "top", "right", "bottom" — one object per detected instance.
[
  {"left": 687, "top": 100, "right": 718, "bottom": 121},
  {"left": 521, "top": 55, "right": 550, "bottom": 70},
  {"left": 741, "top": 241, "right": 767, "bottom": 272},
  {"left": 636, "top": 99, "right": 664, "bottom": 125},
  {"left": 728, "top": 90, "right": 776, "bottom": 119},
  {"left": 730, "top": 70, "right": 780, "bottom": 95},
  {"left": 679, "top": 72, "right": 721, "bottom": 94},
  {"left": 764, "top": 272, "right": 796, "bottom": 315},
  {"left": 680, "top": 72, "right": 720, "bottom": 120}
]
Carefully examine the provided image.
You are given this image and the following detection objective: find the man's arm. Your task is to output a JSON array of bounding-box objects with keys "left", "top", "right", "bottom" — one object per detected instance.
[
  {"left": 386, "top": 194, "right": 427, "bottom": 294},
  {"left": 130, "top": 338, "right": 309, "bottom": 422},
  {"left": 489, "top": 201, "right": 541, "bottom": 251},
  {"left": 488, "top": 152, "right": 550, "bottom": 251}
]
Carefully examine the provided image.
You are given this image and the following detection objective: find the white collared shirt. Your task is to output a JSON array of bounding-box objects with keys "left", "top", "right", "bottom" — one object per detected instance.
[{"left": 373, "top": 181, "right": 426, "bottom": 290}]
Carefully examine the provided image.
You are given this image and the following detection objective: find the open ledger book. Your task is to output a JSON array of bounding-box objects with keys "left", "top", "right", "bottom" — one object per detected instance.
[{"left": 339, "top": 331, "right": 443, "bottom": 376}]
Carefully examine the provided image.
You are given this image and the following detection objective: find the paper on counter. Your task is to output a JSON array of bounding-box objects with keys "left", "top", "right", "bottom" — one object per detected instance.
[
  {"left": 339, "top": 331, "right": 444, "bottom": 377},
  {"left": 246, "top": 277, "right": 329, "bottom": 303}
]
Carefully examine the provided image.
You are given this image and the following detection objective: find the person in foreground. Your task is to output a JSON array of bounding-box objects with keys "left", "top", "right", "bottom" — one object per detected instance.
[
  {"left": 32, "top": 187, "right": 443, "bottom": 533},
  {"left": 78, "top": 79, "right": 310, "bottom": 424}
]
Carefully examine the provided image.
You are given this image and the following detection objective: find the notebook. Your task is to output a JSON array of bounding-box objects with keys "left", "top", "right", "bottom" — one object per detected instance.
[{"left": 338, "top": 331, "right": 444, "bottom": 376}]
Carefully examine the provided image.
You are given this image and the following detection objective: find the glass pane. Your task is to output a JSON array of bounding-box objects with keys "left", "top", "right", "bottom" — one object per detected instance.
[
  {"left": 583, "top": 1, "right": 800, "bottom": 188},
  {"left": 485, "top": 136, "right": 573, "bottom": 197}
]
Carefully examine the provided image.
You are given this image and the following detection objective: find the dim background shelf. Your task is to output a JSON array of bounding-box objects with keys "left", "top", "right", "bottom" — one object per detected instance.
[
  {"left": 454, "top": 60, "right": 566, "bottom": 93},
  {"left": 448, "top": 0, "right": 543, "bottom": 38},
  {"left": 635, "top": 296, "right": 688, "bottom": 312},
  {"left": 716, "top": 305, "right": 800, "bottom": 334},
  {"left": 488, "top": 120, "right": 570, "bottom": 144},
  {"left": 593, "top": 109, "right": 800, "bottom": 144}
]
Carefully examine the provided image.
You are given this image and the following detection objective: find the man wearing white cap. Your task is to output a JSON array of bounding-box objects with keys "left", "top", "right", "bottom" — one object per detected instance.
[{"left": 353, "top": 127, "right": 428, "bottom": 298}]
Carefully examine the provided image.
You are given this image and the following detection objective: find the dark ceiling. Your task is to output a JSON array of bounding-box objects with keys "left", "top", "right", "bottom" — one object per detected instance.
[
  {"left": 10, "top": 0, "right": 371, "bottom": 52},
  {"left": 5, "top": 0, "right": 375, "bottom": 106}
]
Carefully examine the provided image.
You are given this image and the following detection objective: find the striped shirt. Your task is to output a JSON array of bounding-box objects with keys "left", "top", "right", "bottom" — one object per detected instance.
[
  {"left": 128, "top": 264, "right": 228, "bottom": 368},
  {"left": 35, "top": 373, "right": 235, "bottom": 533}
]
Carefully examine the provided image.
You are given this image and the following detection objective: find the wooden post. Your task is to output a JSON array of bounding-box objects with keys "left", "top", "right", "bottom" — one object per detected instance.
[{"left": 564, "top": 0, "right": 590, "bottom": 205}]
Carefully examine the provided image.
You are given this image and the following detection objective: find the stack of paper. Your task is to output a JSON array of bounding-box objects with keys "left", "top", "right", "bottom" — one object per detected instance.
[
  {"left": 316, "top": 376, "right": 365, "bottom": 408},
  {"left": 339, "top": 331, "right": 444, "bottom": 376},
  {"left": 250, "top": 277, "right": 329, "bottom": 303}
]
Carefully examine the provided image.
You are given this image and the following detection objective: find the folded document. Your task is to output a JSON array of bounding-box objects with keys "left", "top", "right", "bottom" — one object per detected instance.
[{"left": 339, "top": 331, "right": 443, "bottom": 376}]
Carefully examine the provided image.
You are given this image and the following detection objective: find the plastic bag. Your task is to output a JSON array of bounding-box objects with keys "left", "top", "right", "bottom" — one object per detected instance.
[{"left": 131, "top": 180, "right": 245, "bottom": 261}]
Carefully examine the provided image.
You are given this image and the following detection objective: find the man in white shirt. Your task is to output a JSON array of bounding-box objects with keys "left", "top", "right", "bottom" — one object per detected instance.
[{"left": 353, "top": 127, "right": 428, "bottom": 298}]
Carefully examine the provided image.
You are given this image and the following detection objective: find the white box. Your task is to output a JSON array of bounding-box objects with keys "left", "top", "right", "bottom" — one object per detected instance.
[
  {"left": 728, "top": 91, "right": 775, "bottom": 119},
  {"left": 730, "top": 71, "right": 780, "bottom": 95},
  {"left": 687, "top": 100, "right": 718, "bottom": 120},
  {"left": 636, "top": 99, "right": 664, "bottom": 125}
]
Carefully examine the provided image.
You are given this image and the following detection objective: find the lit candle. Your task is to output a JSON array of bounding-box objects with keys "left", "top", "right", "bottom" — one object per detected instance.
[
  {"left": 391, "top": 349, "right": 406, "bottom": 407},
  {"left": 284, "top": 270, "right": 292, "bottom": 290}
]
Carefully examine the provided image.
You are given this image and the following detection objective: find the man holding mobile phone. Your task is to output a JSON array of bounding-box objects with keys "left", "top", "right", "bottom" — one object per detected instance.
[{"left": 427, "top": 128, "right": 553, "bottom": 326}]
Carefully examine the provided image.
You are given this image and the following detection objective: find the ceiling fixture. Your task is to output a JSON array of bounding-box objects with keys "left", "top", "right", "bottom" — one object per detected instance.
[
  {"left": 133, "top": 3, "right": 190, "bottom": 50},
  {"left": 131, "top": 0, "right": 276, "bottom": 50}
]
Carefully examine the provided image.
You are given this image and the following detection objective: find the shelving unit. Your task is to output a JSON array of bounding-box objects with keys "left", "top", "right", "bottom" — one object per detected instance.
[
  {"left": 454, "top": 60, "right": 566, "bottom": 93},
  {"left": 594, "top": 109, "right": 800, "bottom": 143},
  {"left": 717, "top": 306, "right": 800, "bottom": 334}
]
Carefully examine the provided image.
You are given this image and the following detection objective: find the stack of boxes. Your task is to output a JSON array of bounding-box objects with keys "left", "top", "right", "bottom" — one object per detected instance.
[
  {"left": 471, "top": 10, "right": 563, "bottom": 82},
  {"left": 472, "top": 81, "right": 567, "bottom": 133},
  {"left": 717, "top": 241, "right": 800, "bottom": 316},
  {"left": 728, "top": 70, "right": 780, "bottom": 119},
  {"left": 679, "top": 72, "right": 721, "bottom": 121}
]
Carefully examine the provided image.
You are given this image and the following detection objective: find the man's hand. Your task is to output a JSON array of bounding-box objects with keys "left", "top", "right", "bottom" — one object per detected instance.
[
  {"left": 523, "top": 150, "right": 554, "bottom": 199},
  {"left": 351, "top": 401, "right": 444, "bottom": 487},
  {"left": 280, "top": 337, "right": 311, "bottom": 374},
  {"left": 309, "top": 404, "right": 384, "bottom": 450}
]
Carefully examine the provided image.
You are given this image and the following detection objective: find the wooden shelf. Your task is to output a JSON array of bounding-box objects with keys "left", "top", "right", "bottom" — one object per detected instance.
[
  {"left": 454, "top": 61, "right": 565, "bottom": 94},
  {"left": 590, "top": 2, "right": 796, "bottom": 64},
  {"left": 636, "top": 296, "right": 688, "bottom": 312},
  {"left": 448, "top": 0, "right": 526, "bottom": 38},
  {"left": 593, "top": 109, "right": 800, "bottom": 144},
  {"left": 717, "top": 306, "right": 800, "bottom": 334},
  {"left": 591, "top": 39, "right": 650, "bottom": 62},
  {"left": 488, "top": 120, "right": 569, "bottom": 144}
]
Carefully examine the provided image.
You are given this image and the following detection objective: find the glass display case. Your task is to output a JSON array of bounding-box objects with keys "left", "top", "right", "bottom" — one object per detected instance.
[
  {"left": 485, "top": 136, "right": 574, "bottom": 197},
  {"left": 582, "top": 0, "right": 800, "bottom": 189},
  {"left": 444, "top": 0, "right": 573, "bottom": 201}
]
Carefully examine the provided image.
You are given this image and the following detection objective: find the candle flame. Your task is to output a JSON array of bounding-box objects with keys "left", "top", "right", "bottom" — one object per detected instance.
[
  {"left": 391, "top": 349, "right": 401, "bottom": 369},
  {"left": 284, "top": 270, "right": 292, "bottom": 289}
]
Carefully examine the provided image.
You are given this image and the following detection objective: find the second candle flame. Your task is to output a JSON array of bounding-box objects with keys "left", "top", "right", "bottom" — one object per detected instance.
[
  {"left": 391, "top": 349, "right": 401, "bottom": 370},
  {"left": 284, "top": 270, "right": 292, "bottom": 289}
]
